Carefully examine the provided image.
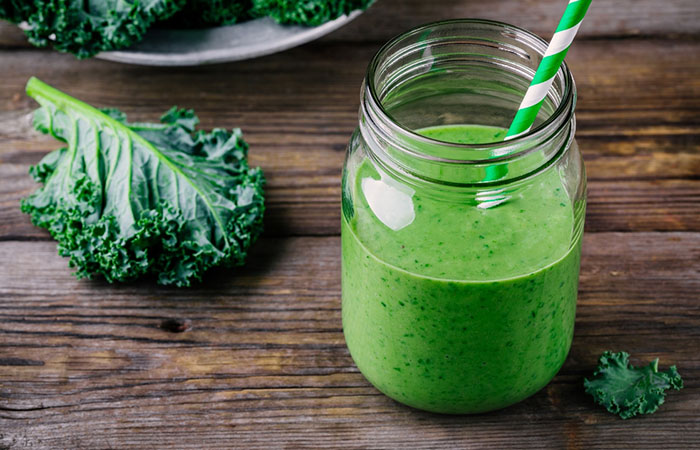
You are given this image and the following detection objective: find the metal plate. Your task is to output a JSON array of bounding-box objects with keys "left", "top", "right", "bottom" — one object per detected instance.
[{"left": 97, "top": 11, "right": 362, "bottom": 66}]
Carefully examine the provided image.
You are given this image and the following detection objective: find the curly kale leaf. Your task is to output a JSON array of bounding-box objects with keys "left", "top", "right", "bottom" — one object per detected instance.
[
  {"left": 21, "top": 77, "right": 265, "bottom": 286},
  {"left": 2, "top": 0, "right": 378, "bottom": 55},
  {"left": 164, "top": 0, "right": 251, "bottom": 27},
  {"left": 250, "top": 0, "right": 375, "bottom": 26},
  {"left": 0, "top": 0, "right": 184, "bottom": 58},
  {"left": 584, "top": 351, "right": 683, "bottom": 419}
]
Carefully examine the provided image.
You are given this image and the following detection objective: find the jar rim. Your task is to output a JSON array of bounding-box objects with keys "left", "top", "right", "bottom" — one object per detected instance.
[{"left": 365, "top": 18, "right": 576, "bottom": 162}]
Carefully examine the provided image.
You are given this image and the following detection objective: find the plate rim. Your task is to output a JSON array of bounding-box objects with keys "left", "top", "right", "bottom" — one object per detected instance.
[{"left": 96, "top": 11, "right": 362, "bottom": 66}]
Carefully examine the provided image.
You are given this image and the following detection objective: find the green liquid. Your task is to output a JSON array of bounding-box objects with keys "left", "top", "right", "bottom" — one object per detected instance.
[{"left": 341, "top": 124, "right": 582, "bottom": 413}]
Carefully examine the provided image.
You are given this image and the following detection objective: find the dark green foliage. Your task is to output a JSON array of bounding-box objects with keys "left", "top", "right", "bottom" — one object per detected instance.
[
  {"left": 1, "top": 0, "right": 376, "bottom": 56},
  {"left": 250, "top": 0, "right": 374, "bottom": 26},
  {"left": 584, "top": 351, "right": 683, "bottom": 419},
  {"left": 0, "top": 0, "right": 184, "bottom": 58},
  {"left": 21, "top": 78, "right": 265, "bottom": 287},
  {"left": 0, "top": 1, "right": 37, "bottom": 23},
  {"left": 164, "top": 0, "right": 250, "bottom": 28}
]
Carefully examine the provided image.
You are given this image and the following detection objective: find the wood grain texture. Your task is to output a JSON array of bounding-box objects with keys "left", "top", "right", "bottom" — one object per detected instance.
[
  {"left": 1, "top": 0, "right": 699, "bottom": 50},
  {"left": 2, "top": 161, "right": 698, "bottom": 239},
  {"left": 0, "top": 234, "right": 698, "bottom": 449},
  {"left": 333, "top": 0, "right": 700, "bottom": 41},
  {"left": 0, "top": 40, "right": 699, "bottom": 237},
  {"left": 0, "top": 0, "right": 699, "bottom": 447}
]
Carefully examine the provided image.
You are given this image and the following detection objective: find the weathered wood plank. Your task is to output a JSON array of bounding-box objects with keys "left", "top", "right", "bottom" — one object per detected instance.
[
  {"left": 1, "top": 0, "right": 699, "bottom": 51},
  {"left": 0, "top": 233, "right": 697, "bottom": 448},
  {"left": 334, "top": 0, "right": 700, "bottom": 41},
  {"left": 2, "top": 158, "right": 698, "bottom": 239},
  {"left": 1, "top": 40, "right": 698, "bottom": 128},
  {"left": 0, "top": 39, "right": 699, "bottom": 237}
]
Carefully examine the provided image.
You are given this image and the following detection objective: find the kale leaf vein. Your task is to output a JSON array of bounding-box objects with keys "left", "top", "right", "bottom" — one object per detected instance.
[
  {"left": 21, "top": 77, "right": 265, "bottom": 286},
  {"left": 584, "top": 351, "right": 683, "bottom": 419}
]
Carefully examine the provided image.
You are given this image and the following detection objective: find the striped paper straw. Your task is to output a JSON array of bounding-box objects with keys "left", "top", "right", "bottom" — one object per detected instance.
[
  {"left": 505, "top": 0, "right": 592, "bottom": 140},
  {"left": 483, "top": 0, "right": 591, "bottom": 183}
]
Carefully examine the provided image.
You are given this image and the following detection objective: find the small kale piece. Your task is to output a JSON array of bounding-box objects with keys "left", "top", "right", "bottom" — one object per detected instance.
[
  {"left": 250, "top": 0, "right": 374, "bottom": 26},
  {"left": 584, "top": 351, "right": 683, "bottom": 419},
  {"left": 21, "top": 77, "right": 265, "bottom": 286},
  {"left": 163, "top": 0, "right": 251, "bottom": 28},
  {"left": 0, "top": 0, "right": 185, "bottom": 58}
]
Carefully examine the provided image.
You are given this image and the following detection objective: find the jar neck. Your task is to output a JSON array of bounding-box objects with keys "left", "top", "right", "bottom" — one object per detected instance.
[{"left": 359, "top": 19, "right": 576, "bottom": 187}]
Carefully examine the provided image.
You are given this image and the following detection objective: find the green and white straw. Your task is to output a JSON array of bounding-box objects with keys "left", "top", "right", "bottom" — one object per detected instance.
[
  {"left": 483, "top": 0, "right": 590, "bottom": 183},
  {"left": 505, "top": 0, "right": 592, "bottom": 140}
]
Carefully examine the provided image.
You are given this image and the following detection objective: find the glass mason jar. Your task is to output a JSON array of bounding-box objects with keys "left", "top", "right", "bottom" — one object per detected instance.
[{"left": 341, "top": 19, "right": 586, "bottom": 414}]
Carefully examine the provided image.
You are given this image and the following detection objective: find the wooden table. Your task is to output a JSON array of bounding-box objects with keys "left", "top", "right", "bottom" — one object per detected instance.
[{"left": 1, "top": 1, "right": 698, "bottom": 448}]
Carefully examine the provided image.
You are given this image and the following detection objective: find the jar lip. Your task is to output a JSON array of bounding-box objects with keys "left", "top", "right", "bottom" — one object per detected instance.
[{"left": 365, "top": 18, "right": 575, "bottom": 160}]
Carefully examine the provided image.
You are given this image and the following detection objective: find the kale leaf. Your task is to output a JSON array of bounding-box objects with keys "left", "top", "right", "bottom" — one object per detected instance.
[
  {"left": 1, "top": 0, "right": 377, "bottom": 56},
  {"left": 21, "top": 77, "right": 265, "bottom": 286},
  {"left": 584, "top": 351, "right": 683, "bottom": 419},
  {"left": 0, "top": 0, "right": 184, "bottom": 58},
  {"left": 164, "top": 0, "right": 250, "bottom": 28},
  {"left": 250, "top": 0, "right": 375, "bottom": 26}
]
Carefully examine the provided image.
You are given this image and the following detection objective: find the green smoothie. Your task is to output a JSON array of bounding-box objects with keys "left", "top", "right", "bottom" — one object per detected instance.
[{"left": 341, "top": 124, "right": 582, "bottom": 413}]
